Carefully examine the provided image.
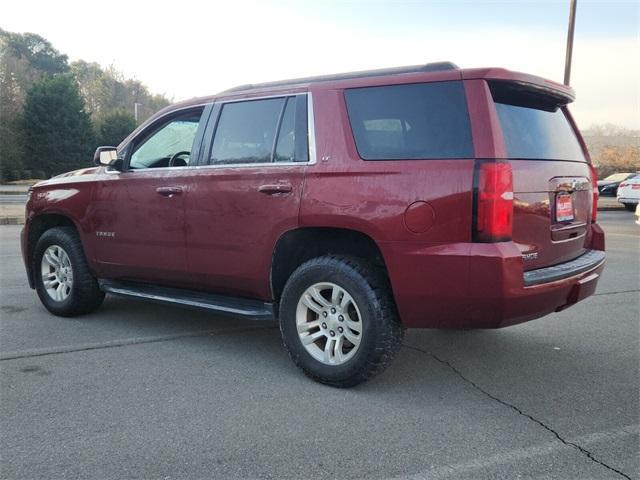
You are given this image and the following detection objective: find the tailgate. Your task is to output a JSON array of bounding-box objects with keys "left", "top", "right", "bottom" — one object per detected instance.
[
  {"left": 489, "top": 80, "right": 595, "bottom": 271},
  {"left": 512, "top": 160, "right": 593, "bottom": 270}
]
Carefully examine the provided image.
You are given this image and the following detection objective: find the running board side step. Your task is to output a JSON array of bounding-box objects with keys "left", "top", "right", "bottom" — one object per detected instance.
[{"left": 99, "top": 280, "right": 275, "bottom": 320}]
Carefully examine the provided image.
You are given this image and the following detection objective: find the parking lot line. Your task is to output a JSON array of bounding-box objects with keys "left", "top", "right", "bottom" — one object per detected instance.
[
  {"left": 0, "top": 324, "right": 276, "bottom": 361},
  {"left": 401, "top": 424, "right": 638, "bottom": 480}
]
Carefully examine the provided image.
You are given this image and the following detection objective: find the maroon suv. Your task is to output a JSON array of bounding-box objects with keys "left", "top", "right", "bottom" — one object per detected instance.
[{"left": 22, "top": 62, "right": 605, "bottom": 387}]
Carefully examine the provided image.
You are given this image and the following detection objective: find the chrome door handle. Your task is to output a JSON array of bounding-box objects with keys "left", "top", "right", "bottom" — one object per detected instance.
[
  {"left": 258, "top": 184, "right": 293, "bottom": 195},
  {"left": 156, "top": 186, "right": 183, "bottom": 197}
]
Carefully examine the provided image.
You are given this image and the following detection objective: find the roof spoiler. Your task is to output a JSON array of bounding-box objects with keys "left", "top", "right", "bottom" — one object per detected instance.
[
  {"left": 463, "top": 68, "right": 575, "bottom": 109},
  {"left": 488, "top": 79, "right": 575, "bottom": 112}
]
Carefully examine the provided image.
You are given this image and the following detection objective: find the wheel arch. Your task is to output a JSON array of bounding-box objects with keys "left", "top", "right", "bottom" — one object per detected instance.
[
  {"left": 25, "top": 213, "right": 81, "bottom": 288},
  {"left": 270, "top": 227, "right": 389, "bottom": 303}
]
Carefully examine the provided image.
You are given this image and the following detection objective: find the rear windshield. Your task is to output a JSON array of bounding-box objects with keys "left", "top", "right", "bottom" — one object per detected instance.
[
  {"left": 493, "top": 97, "right": 585, "bottom": 162},
  {"left": 344, "top": 81, "right": 473, "bottom": 160}
]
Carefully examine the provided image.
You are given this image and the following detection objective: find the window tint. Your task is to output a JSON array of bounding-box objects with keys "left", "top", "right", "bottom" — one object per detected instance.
[
  {"left": 211, "top": 98, "right": 284, "bottom": 165},
  {"left": 130, "top": 110, "right": 202, "bottom": 169},
  {"left": 344, "top": 81, "right": 473, "bottom": 160},
  {"left": 274, "top": 98, "right": 296, "bottom": 162},
  {"left": 494, "top": 103, "right": 585, "bottom": 161}
]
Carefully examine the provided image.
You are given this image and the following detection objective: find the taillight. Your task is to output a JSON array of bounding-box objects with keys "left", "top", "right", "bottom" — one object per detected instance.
[
  {"left": 619, "top": 182, "right": 628, "bottom": 189},
  {"left": 589, "top": 164, "right": 598, "bottom": 222},
  {"left": 473, "top": 161, "right": 513, "bottom": 242}
]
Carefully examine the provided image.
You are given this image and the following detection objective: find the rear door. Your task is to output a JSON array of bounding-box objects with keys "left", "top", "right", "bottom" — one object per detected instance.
[
  {"left": 183, "top": 94, "right": 309, "bottom": 300},
  {"left": 488, "top": 81, "right": 595, "bottom": 270}
]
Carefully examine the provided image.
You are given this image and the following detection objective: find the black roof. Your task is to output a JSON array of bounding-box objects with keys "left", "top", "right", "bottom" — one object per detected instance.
[{"left": 219, "top": 61, "right": 459, "bottom": 94}]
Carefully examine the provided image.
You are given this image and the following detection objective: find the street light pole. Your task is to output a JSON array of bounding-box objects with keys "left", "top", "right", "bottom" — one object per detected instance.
[
  {"left": 564, "top": 0, "right": 578, "bottom": 86},
  {"left": 134, "top": 102, "right": 142, "bottom": 124}
]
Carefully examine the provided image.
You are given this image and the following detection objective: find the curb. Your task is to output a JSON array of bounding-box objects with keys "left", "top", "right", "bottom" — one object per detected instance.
[
  {"left": 598, "top": 207, "right": 624, "bottom": 212},
  {"left": 0, "top": 217, "right": 24, "bottom": 225}
]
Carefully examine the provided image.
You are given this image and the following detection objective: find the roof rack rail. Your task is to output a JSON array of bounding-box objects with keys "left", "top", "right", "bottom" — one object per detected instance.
[{"left": 219, "top": 61, "right": 459, "bottom": 94}]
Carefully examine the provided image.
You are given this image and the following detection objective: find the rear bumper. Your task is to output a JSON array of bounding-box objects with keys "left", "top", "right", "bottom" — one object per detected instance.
[
  {"left": 382, "top": 224, "right": 606, "bottom": 329},
  {"left": 618, "top": 197, "right": 639, "bottom": 204},
  {"left": 523, "top": 249, "right": 605, "bottom": 286}
]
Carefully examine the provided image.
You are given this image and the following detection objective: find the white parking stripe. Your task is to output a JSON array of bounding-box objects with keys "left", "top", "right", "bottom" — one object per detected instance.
[{"left": 396, "top": 424, "right": 638, "bottom": 480}]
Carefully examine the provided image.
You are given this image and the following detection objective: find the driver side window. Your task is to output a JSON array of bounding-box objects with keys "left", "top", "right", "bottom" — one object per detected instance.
[{"left": 129, "top": 109, "right": 203, "bottom": 169}]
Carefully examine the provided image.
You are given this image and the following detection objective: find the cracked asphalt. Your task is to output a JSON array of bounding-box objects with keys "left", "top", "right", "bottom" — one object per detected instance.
[{"left": 1, "top": 210, "right": 638, "bottom": 479}]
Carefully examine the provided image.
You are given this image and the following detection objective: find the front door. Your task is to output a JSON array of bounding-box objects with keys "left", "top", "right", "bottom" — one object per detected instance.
[
  {"left": 91, "top": 107, "right": 206, "bottom": 288},
  {"left": 184, "top": 95, "right": 309, "bottom": 300}
]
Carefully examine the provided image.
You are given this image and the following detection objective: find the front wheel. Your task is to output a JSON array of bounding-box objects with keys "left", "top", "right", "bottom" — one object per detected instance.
[
  {"left": 33, "top": 227, "right": 105, "bottom": 317},
  {"left": 279, "top": 255, "right": 403, "bottom": 387}
]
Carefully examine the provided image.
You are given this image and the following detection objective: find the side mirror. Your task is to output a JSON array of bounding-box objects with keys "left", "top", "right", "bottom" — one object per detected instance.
[{"left": 94, "top": 146, "right": 118, "bottom": 166}]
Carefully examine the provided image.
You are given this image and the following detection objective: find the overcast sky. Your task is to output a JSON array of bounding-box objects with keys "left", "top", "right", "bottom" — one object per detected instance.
[{"left": 3, "top": 0, "right": 639, "bottom": 129}]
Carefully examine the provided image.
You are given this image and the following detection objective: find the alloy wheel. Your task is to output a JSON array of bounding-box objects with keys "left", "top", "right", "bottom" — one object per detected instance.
[{"left": 296, "top": 282, "right": 363, "bottom": 365}]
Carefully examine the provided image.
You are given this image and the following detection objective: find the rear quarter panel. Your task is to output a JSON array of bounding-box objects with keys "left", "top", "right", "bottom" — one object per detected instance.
[
  {"left": 300, "top": 88, "right": 474, "bottom": 243},
  {"left": 300, "top": 87, "right": 476, "bottom": 326}
]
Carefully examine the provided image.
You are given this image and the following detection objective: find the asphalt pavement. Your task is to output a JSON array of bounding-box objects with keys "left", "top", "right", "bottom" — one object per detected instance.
[{"left": 0, "top": 211, "right": 638, "bottom": 479}]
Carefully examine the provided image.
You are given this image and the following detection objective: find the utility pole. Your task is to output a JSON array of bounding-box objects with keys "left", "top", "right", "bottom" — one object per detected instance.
[
  {"left": 564, "top": 0, "right": 578, "bottom": 86},
  {"left": 134, "top": 102, "right": 142, "bottom": 124}
]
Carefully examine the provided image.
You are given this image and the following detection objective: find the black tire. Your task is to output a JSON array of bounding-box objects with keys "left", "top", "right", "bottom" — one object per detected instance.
[
  {"left": 623, "top": 203, "right": 636, "bottom": 211},
  {"left": 33, "top": 226, "right": 105, "bottom": 317},
  {"left": 279, "top": 255, "right": 404, "bottom": 387}
]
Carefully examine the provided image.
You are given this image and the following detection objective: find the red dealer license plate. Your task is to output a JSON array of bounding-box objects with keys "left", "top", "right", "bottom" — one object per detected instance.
[{"left": 556, "top": 194, "right": 574, "bottom": 222}]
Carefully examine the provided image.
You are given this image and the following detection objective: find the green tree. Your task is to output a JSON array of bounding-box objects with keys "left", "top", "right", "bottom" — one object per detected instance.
[
  {"left": 71, "top": 61, "right": 170, "bottom": 125},
  {"left": 0, "top": 29, "right": 70, "bottom": 179},
  {"left": 0, "top": 64, "right": 26, "bottom": 179},
  {"left": 22, "top": 75, "right": 95, "bottom": 176},
  {"left": 97, "top": 110, "right": 136, "bottom": 146},
  {"left": 0, "top": 28, "right": 68, "bottom": 75},
  {"left": 0, "top": 28, "right": 170, "bottom": 180}
]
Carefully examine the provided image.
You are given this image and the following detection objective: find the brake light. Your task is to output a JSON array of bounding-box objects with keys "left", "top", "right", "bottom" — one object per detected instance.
[
  {"left": 619, "top": 182, "right": 628, "bottom": 188},
  {"left": 589, "top": 164, "right": 598, "bottom": 222},
  {"left": 473, "top": 161, "right": 513, "bottom": 242}
]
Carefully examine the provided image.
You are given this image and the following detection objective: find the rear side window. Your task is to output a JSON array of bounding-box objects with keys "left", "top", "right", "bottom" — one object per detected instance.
[
  {"left": 344, "top": 81, "right": 473, "bottom": 160},
  {"left": 491, "top": 84, "right": 585, "bottom": 162},
  {"left": 210, "top": 96, "right": 307, "bottom": 165},
  {"left": 274, "top": 98, "right": 296, "bottom": 162},
  {"left": 211, "top": 98, "right": 283, "bottom": 165}
]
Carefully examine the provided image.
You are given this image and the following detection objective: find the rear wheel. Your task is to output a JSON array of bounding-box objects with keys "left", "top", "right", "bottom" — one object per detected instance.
[
  {"left": 623, "top": 203, "right": 636, "bottom": 211},
  {"left": 279, "top": 255, "right": 403, "bottom": 387},
  {"left": 34, "top": 227, "right": 104, "bottom": 317}
]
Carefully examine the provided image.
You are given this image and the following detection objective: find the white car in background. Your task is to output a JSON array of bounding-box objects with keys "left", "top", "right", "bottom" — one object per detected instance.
[{"left": 617, "top": 174, "right": 640, "bottom": 211}]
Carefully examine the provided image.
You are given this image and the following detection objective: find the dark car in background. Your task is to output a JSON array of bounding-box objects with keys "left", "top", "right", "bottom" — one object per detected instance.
[{"left": 597, "top": 172, "right": 638, "bottom": 196}]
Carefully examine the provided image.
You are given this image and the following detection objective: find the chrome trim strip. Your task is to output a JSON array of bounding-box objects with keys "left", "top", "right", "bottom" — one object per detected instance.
[
  {"left": 216, "top": 92, "right": 296, "bottom": 104},
  {"left": 307, "top": 92, "right": 317, "bottom": 164},
  {"left": 106, "top": 161, "right": 309, "bottom": 175},
  {"left": 551, "top": 222, "right": 588, "bottom": 232},
  {"left": 550, "top": 232, "right": 586, "bottom": 244},
  {"left": 192, "top": 161, "right": 307, "bottom": 170}
]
